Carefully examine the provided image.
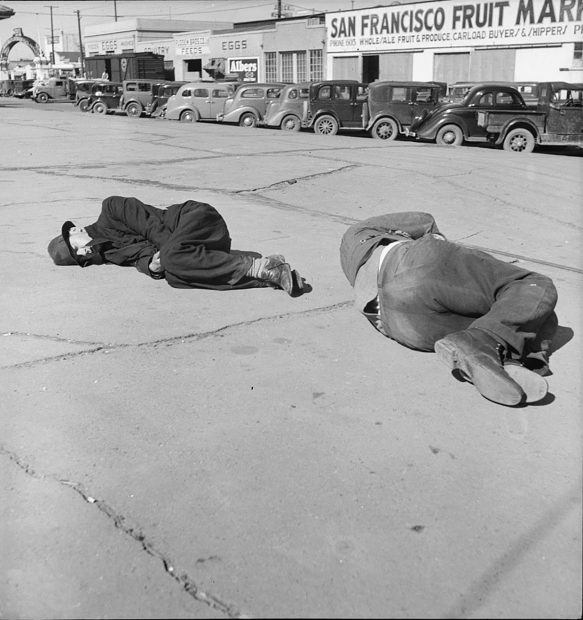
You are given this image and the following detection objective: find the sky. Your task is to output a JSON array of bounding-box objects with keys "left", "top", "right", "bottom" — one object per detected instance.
[{"left": 0, "top": 0, "right": 393, "bottom": 59}]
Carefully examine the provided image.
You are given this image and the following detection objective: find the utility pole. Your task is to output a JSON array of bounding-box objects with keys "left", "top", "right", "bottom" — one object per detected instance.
[
  {"left": 44, "top": 4, "right": 57, "bottom": 65},
  {"left": 113, "top": 0, "right": 118, "bottom": 22},
  {"left": 277, "top": 0, "right": 282, "bottom": 18},
  {"left": 75, "top": 9, "right": 84, "bottom": 76}
]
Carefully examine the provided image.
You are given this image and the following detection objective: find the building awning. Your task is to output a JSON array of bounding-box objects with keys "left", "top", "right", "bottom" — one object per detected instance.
[
  {"left": 0, "top": 4, "right": 15, "bottom": 19},
  {"left": 203, "top": 57, "right": 226, "bottom": 77}
]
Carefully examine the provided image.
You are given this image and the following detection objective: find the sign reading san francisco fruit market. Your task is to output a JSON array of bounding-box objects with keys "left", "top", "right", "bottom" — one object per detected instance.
[{"left": 326, "top": 0, "right": 583, "bottom": 52}]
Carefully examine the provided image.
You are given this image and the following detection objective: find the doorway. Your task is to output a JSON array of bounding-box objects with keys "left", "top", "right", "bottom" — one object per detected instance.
[{"left": 363, "top": 55, "right": 379, "bottom": 83}]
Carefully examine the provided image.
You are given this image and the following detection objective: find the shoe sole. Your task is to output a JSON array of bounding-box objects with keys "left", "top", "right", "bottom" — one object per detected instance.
[
  {"left": 435, "top": 337, "right": 525, "bottom": 407},
  {"left": 504, "top": 363, "right": 548, "bottom": 403}
]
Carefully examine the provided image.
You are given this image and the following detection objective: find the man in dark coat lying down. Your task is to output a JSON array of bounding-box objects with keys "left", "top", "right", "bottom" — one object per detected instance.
[
  {"left": 48, "top": 195, "right": 303, "bottom": 295},
  {"left": 340, "top": 211, "right": 558, "bottom": 407}
]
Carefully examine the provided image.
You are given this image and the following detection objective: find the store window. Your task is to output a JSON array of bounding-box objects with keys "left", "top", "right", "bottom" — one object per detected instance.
[
  {"left": 281, "top": 51, "right": 307, "bottom": 82},
  {"left": 265, "top": 52, "right": 277, "bottom": 81},
  {"left": 309, "top": 49, "right": 323, "bottom": 81},
  {"left": 574, "top": 42, "right": 583, "bottom": 67}
]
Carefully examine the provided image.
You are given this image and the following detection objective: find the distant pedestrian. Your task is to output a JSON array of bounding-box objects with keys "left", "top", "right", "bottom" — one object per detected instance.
[
  {"left": 48, "top": 195, "right": 303, "bottom": 296},
  {"left": 340, "top": 211, "right": 558, "bottom": 406}
]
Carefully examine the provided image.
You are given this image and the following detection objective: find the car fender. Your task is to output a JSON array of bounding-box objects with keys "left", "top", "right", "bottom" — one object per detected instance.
[
  {"left": 493, "top": 118, "right": 540, "bottom": 145},
  {"left": 415, "top": 112, "right": 468, "bottom": 140},
  {"left": 366, "top": 113, "right": 402, "bottom": 133},
  {"left": 222, "top": 105, "right": 260, "bottom": 123}
]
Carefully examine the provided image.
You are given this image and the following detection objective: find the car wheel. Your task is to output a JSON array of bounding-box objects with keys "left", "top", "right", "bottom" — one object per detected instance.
[
  {"left": 281, "top": 115, "right": 301, "bottom": 132},
  {"left": 503, "top": 128, "right": 535, "bottom": 154},
  {"left": 78, "top": 99, "right": 89, "bottom": 112},
  {"left": 436, "top": 124, "right": 463, "bottom": 146},
  {"left": 92, "top": 102, "right": 107, "bottom": 115},
  {"left": 314, "top": 114, "right": 338, "bottom": 136},
  {"left": 371, "top": 117, "right": 398, "bottom": 141},
  {"left": 126, "top": 102, "right": 142, "bottom": 118},
  {"left": 180, "top": 109, "right": 196, "bottom": 122},
  {"left": 36, "top": 92, "right": 49, "bottom": 103},
  {"left": 239, "top": 112, "right": 258, "bottom": 127}
]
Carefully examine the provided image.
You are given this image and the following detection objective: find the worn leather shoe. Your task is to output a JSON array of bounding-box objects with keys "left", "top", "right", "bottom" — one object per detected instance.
[
  {"left": 259, "top": 261, "right": 294, "bottom": 295},
  {"left": 434, "top": 328, "right": 526, "bottom": 406}
]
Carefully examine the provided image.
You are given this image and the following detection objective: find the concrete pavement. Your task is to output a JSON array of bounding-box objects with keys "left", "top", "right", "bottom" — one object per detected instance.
[{"left": 0, "top": 99, "right": 581, "bottom": 619}]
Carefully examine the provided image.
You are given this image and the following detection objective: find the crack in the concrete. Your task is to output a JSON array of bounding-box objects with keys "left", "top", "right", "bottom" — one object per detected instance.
[
  {"left": 2, "top": 331, "right": 104, "bottom": 345},
  {"left": 234, "top": 164, "right": 359, "bottom": 193},
  {"left": 0, "top": 444, "right": 246, "bottom": 618},
  {"left": 2, "top": 302, "right": 353, "bottom": 370}
]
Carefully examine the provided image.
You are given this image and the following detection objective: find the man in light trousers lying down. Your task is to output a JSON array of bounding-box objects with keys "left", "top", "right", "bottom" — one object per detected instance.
[{"left": 340, "top": 212, "right": 558, "bottom": 406}]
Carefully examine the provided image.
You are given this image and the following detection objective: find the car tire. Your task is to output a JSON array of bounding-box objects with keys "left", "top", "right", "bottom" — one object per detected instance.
[
  {"left": 78, "top": 99, "right": 89, "bottom": 112},
  {"left": 92, "top": 102, "right": 107, "bottom": 115},
  {"left": 436, "top": 124, "right": 463, "bottom": 146},
  {"left": 503, "top": 128, "right": 535, "bottom": 154},
  {"left": 314, "top": 114, "right": 339, "bottom": 136},
  {"left": 126, "top": 102, "right": 142, "bottom": 118},
  {"left": 239, "top": 112, "right": 258, "bottom": 127},
  {"left": 281, "top": 115, "right": 301, "bottom": 132},
  {"left": 180, "top": 109, "right": 197, "bottom": 122},
  {"left": 36, "top": 92, "right": 49, "bottom": 103},
  {"left": 371, "top": 117, "right": 399, "bottom": 141}
]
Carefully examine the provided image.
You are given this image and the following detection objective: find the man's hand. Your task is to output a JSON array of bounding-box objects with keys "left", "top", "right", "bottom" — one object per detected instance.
[{"left": 149, "top": 251, "right": 163, "bottom": 273}]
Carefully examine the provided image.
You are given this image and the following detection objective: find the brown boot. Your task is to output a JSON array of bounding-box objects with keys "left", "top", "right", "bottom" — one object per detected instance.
[{"left": 434, "top": 328, "right": 527, "bottom": 406}]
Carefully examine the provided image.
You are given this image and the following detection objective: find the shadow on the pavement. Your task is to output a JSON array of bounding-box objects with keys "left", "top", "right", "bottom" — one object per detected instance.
[{"left": 550, "top": 325, "right": 574, "bottom": 355}]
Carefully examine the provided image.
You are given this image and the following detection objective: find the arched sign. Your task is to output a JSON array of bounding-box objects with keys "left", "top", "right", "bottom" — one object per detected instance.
[{"left": 0, "top": 28, "right": 42, "bottom": 71}]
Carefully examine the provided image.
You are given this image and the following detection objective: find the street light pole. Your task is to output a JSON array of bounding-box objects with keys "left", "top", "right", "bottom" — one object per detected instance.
[
  {"left": 75, "top": 9, "right": 84, "bottom": 76},
  {"left": 44, "top": 4, "right": 57, "bottom": 65}
]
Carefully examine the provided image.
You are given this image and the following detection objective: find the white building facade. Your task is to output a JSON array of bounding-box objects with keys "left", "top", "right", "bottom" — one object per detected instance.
[{"left": 325, "top": 0, "right": 583, "bottom": 84}]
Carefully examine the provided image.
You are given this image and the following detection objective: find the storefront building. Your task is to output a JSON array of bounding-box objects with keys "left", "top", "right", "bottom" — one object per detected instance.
[
  {"left": 326, "top": 0, "right": 583, "bottom": 84},
  {"left": 172, "top": 14, "right": 326, "bottom": 83},
  {"left": 84, "top": 18, "right": 232, "bottom": 57}
]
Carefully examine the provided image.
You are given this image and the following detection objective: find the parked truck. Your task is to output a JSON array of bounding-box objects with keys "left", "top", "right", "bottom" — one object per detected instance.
[
  {"left": 84, "top": 52, "right": 166, "bottom": 83},
  {"left": 409, "top": 82, "right": 583, "bottom": 153}
]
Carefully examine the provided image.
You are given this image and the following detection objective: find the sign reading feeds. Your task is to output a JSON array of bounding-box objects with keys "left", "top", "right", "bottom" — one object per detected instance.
[
  {"left": 326, "top": 0, "right": 583, "bottom": 52},
  {"left": 227, "top": 57, "right": 259, "bottom": 81}
]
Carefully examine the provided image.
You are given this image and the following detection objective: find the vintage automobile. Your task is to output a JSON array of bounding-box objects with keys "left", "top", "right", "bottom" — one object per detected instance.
[
  {"left": 304, "top": 80, "right": 368, "bottom": 135},
  {"left": 87, "top": 82, "right": 124, "bottom": 115},
  {"left": 164, "top": 81, "right": 240, "bottom": 122},
  {"left": 262, "top": 82, "right": 310, "bottom": 131},
  {"left": 445, "top": 81, "right": 540, "bottom": 107},
  {"left": 147, "top": 81, "right": 185, "bottom": 117},
  {"left": 32, "top": 76, "right": 74, "bottom": 103},
  {"left": 217, "top": 82, "right": 286, "bottom": 127},
  {"left": 74, "top": 80, "right": 108, "bottom": 111},
  {"left": 363, "top": 80, "right": 445, "bottom": 140},
  {"left": 119, "top": 79, "right": 171, "bottom": 118},
  {"left": 409, "top": 83, "right": 529, "bottom": 146},
  {"left": 409, "top": 82, "right": 583, "bottom": 153}
]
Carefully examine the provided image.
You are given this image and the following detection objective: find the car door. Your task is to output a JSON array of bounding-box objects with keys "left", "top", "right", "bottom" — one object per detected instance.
[
  {"left": 209, "top": 85, "right": 232, "bottom": 119},
  {"left": 384, "top": 85, "right": 412, "bottom": 126},
  {"left": 546, "top": 86, "right": 583, "bottom": 136},
  {"left": 333, "top": 83, "right": 361, "bottom": 127}
]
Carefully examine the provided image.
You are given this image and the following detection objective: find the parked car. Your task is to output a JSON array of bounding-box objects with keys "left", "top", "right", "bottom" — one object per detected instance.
[
  {"left": 364, "top": 80, "right": 445, "bottom": 140},
  {"left": 217, "top": 82, "right": 286, "bottom": 127},
  {"left": 11, "top": 79, "right": 35, "bottom": 99},
  {"left": 119, "top": 79, "right": 171, "bottom": 118},
  {"left": 409, "top": 83, "right": 528, "bottom": 146},
  {"left": 74, "top": 79, "right": 108, "bottom": 111},
  {"left": 147, "top": 81, "right": 185, "bottom": 117},
  {"left": 32, "top": 76, "right": 73, "bottom": 103},
  {"left": 164, "top": 81, "right": 240, "bottom": 122},
  {"left": 409, "top": 82, "right": 583, "bottom": 152},
  {"left": 87, "top": 82, "right": 123, "bottom": 115},
  {"left": 304, "top": 80, "right": 368, "bottom": 135},
  {"left": 262, "top": 82, "right": 310, "bottom": 131}
]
